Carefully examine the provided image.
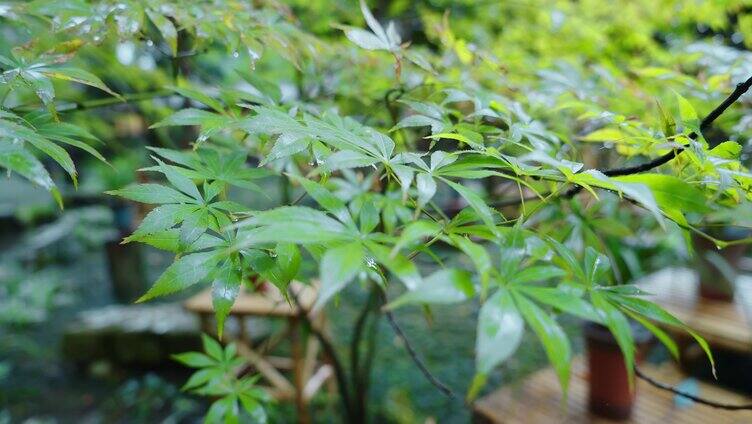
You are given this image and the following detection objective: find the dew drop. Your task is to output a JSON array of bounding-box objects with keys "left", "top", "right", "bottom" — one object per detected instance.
[{"left": 232, "top": 51, "right": 239, "bottom": 58}]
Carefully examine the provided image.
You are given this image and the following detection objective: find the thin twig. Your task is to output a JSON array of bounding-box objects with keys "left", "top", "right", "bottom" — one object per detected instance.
[
  {"left": 635, "top": 366, "right": 752, "bottom": 410},
  {"left": 382, "top": 303, "right": 457, "bottom": 399},
  {"left": 11, "top": 90, "right": 174, "bottom": 113},
  {"left": 350, "top": 286, "right": 380, "bottom": 419}
]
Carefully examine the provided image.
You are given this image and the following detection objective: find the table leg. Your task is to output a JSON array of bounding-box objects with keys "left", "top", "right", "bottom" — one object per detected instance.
[{"left": 290, "top": 317, "right": 310, "bottom": 424}]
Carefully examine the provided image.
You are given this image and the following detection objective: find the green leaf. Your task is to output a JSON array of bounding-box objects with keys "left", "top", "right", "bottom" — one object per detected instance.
[
  {"left": 605, "top": 292, "right": 715, "bottom": 376},
  {"left": 513, "top": 292, "right": 572, "bottom": 394},
  {"left": 37, "top": 124, "right": 107, "bottom": 163},
  {"left": 622, "top": 308, "right": 679, "bottom": 360},
  {"left": 315, "top": 241, "right": 364, "bottom": 309},
  {"left": 146, "top": 9, "right": 178, "bottom": 56},
  {"left": 205, "top": 396, "right": 236, "bottom": 424},
  {"left": 124, "top": 204, "right": 195, "bottom": 242},
  {"left": 392, "top": 220, "right": 441, "bottom": 254},
  {"left": 153, "top": 159, "right": 203, "bottom": 201},
  {"left": 168, "top": 85, "right": 225, "bottom": 114},
  {"left": 212, "top": 261, "right": 241, "bottom": 339},
  {"left": 359, "top": 201, "right": 379, "bottom": 234},
  {"left": 508, "top": 265, "right": 566, "bottom": 285},
  {"left": 202, "top": 333, "right": 224, "bottom": 361},
  {"left": 676, "top": 93, "right": 699, "bottom": 129},
  {"left": 107, "top": 183, "right": 196, "bottom": 204},
  {"left": 441, "top": 178, "right": 499, "bottom": 236},
  {"left": 584, "top": 246, "right": 611, "bottom": 285},
  {"left": 416, "top": 173, "right": 437, "bottom": 208},
  {"left": 449, "top": 235, "right": 493, "bottom": 290},
  {"left": 151, "top": 109, "right": 231, "bottom": 143},
  {"left": 343, "top": 27, "right": 389, "bottom": 50},
  {"left": 323, "top": 150, "right": 380, "bottom": 171},
  {"left": 287, "top": 174, "right": 354, "bottom": 226},
  {"left": 0, "top": 118, "right": 76, "bottom": 183},
  {"left": 709, "top": 141, "right": 742, "bottom": 159},
  {"left": 0, "top": 141, "right": 55, "bottom": 190},
  {"left": 38, "top": 66, "right": 120, "bottom": 99},
  {"left": 138, "top": 251, "right": 219, "bottom": 302},
  {"left": 589, "top": 171, "right": 666, "bottom": 228},
  {"left": 181, "top": 368, "right": 218, "bottom": 390},
  {"left": 366, "top": 241, "right": 422, "bottom": 290},
  {"left": 237, "top": 206, "right": 355, "bottom": 245},
  {"left": 476, "top": 289, "right": 523, "bottom": 374},
  {"left": 272, "top": 243, "right": 301, "bottom": 288},
  {"left": 581, "top": 128, "right": 631, "bottom": 143},
  {"left": 591, "top": 292, "right": 635, "bottom": 385},
  {"left": 387, "top": 268, "right": 474, "bottom": 308},
  {"left": 613, "top": 174, "right": 709, "bottom": 214},
  {"left": 172, "top": 352, "right": 215, "bottom": 368},
  {"left": 23, "top": 133, "right": 76, "bottom": 184},
  {"left": 515, "top": 286, "right": 601, "bottom": 322},
  {"left": 151, "top": 109, "right": 220, "bottom": 127},
  {"left": 546, "top": 238, "right": 586, "bottom": 282},
  {"left": 359, "top": 0, "right": 390, "bottom": 46}
]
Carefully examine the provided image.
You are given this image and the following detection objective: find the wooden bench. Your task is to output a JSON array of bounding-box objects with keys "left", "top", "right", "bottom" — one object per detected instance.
[
  {"left": 184, "top": 281, "right": 332, "bottom": 424},
  {"left": 473, "top": 357, "right": 752, "bottom": 423}
]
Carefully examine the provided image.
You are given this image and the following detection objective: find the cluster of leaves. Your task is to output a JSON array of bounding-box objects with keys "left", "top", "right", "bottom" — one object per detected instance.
[
  {"left": 3, "top": 0, "right": 752, "bottom": 420},
  {"left": 173, "top": 335, "right": 270, "bottom": 423}
]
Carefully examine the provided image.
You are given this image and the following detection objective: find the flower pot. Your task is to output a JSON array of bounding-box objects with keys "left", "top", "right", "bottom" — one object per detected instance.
[
  {"left": 248, "top": 275, "right": 272, "bottom": 294},
  {"left": 692, "top": 230, "right": 750, "bottom": 302},
  {"left": 584, "top": 321, "right": 651, "bottom": 420}
]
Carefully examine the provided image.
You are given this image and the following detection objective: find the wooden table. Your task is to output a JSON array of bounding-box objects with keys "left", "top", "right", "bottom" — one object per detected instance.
[
  {"left": 184, "top": 282, "right": 332, "bottom": 424},
  {"left": 638, "top": 268, "right": 752, "bottom": 353},
  {"left": 473, "top": 357, "right": 752, "bottom": 423}
]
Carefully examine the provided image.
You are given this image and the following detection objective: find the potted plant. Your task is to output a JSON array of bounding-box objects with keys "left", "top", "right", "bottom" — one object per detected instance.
[{"left": 584, "top": 317, "right": 653, "bottom": 419}]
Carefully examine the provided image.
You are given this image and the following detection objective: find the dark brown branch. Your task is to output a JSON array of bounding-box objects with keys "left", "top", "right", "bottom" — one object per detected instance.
[
  {"left": 635, "top": 366, "right": 752, "bottom": 410},
  {"left": 380, "top": 292, "right": 457, "bottom": 400},
  {"left": 10, "top": 90, "right": 174, "bottom": 113},
  {"left": 602, "top": 74, "right": 752, "bottom": 176},
  {"left": 517, "top": 75, "right": 752, "bottom": 203},
  {"left": 350, "top": 286, "right": 380, "bottom": 420}
]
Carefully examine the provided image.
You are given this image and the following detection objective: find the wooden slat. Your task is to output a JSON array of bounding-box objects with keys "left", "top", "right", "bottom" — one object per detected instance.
[
  {"left": 473, "top": 357, "right": 752, "bottom": 423},
  {"left": 183, "top": 281, "right": 318, "bottom": 317},
  {"left": 638, "top": 269, "right": 752, "bottom": 352},
  {"left": 236, "top": 342, "right": 295, "bottom": 396}
]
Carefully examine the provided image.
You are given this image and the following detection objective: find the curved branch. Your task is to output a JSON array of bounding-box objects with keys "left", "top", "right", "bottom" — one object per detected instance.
[
  {"left": 635, "top": 366, "right": 752, "bottom": 410},
  {"left": 504, "top": 75, "right": 752, "bottom": 204},
  {"left": 602, "top": 74, "right": 752, "bottom": 177},
  {"left": 380, "top": 292, "right": 457, "bottom": 400}
]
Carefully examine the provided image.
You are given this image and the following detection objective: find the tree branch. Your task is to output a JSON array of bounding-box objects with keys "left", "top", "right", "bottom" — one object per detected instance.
[
  {"left": 10, "top": 90, "right": 174, "bottom": 113},
  {"left": 380, "top": 292, "right": 457, "bottom": 400},
  {"left": 350, "top": 285, "right": 381, "bottom": 420},
  {"left": 504, "top": 75, "right": 752, "bottom": 204},
  {"left": 635, "top": 366, "right": 752, "bottom": 410}
]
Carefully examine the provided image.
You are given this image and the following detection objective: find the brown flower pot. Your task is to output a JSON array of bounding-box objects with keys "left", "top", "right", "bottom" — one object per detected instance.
[
  {"left": 585, "top": 322, "right": 651, "bottom": 420},
  {"left": 692, "top": 231, "right": 749, "bottom": 302},
  {"left": 248, "top": 275, "right": 272, "bottom": 294}
]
